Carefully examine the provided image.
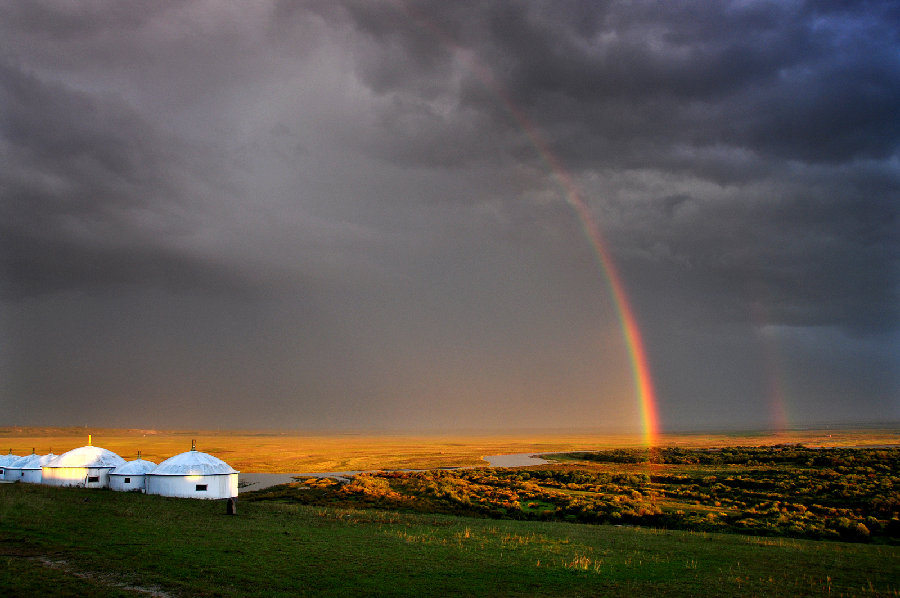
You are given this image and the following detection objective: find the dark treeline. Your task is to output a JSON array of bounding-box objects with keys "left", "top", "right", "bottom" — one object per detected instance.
[{"left": 245, "top": 446, "right": 900, "bottom": 544}]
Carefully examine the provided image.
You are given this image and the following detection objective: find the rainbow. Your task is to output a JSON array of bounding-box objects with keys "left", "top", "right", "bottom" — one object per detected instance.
[
  {"left": 400, "top": 6, "right": 661, "bottom": 445},
  {"left": 750, "top": 303, "right": 791, "bottom": 436},
  {"left": 519, "top": 119, "right": 662, "bottom": 448}
]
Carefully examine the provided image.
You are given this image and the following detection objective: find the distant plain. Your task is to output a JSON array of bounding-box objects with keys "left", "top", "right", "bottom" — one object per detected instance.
[{"left": 1, "top": 426, "right": 897, "bottom": 472}]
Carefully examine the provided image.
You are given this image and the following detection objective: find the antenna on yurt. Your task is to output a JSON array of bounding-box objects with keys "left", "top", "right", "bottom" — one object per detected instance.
[
  {"left": 88, "top": 434, "right": 92, "bottom": 446},
  {"left": 138, "top": 451, "right": 142, "bottom": 460},
  {"left": 191, "top": 439, "right": 196, "bottom": 451}
]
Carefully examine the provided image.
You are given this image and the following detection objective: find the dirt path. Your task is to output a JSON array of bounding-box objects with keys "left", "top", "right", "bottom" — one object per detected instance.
[{"left": 23, "top": 553, "right": 177, "bottom": 597}]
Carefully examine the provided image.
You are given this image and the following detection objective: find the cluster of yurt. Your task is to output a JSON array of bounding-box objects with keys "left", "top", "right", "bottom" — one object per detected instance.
[
  {"left": 1, "top": 438, "right": 238, "bottom": 500},
  {"left": 4, "top": 450, "right": 57, "bottom": 483}
]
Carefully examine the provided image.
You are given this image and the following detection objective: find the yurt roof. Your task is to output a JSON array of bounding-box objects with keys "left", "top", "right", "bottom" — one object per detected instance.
[
  {"left": 10, "top": 452, "right": 55, "bottom": 470},
  {"left": 150, "top": 450, "right": 238, "bottom": 476},
  {"left": 110, "top": 459, "right": 158, "bottom": 476},
  {"left": 7, "top": 454, "right": 35, "bottom": 469},
  {"left": 45, "top": 446, "right": 126, "bottom": 469},
  {"left": 0, "top": 453, "right": 21, "bottom": 466}
]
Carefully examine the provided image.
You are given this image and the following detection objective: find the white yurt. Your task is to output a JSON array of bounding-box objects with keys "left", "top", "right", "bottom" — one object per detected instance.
[
  {"left": 146, "top": 443, "right": 238, "bottom": 499},
  {"left": 42, "top": 444, "right": 126, "bottom": 489},
  {"left": 0, "top": 451, "right": 21, "bottom": 480},
  {"left": 2, "top": 453, "right": 29, "bottom": 482},
  {"left": 6, "top": 451, "right": 56, "bottom": 484},
  {"left": 109, "top": 456, "right": 157, "bottom": 492}
]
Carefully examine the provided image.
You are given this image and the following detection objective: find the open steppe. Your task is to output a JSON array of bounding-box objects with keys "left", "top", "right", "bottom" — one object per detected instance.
[
  {"left": 2, "top": 426, "right": 897, "bottom": 472},
  {"left": 2, "top": 427, "right": 898, "bottom": 596}
]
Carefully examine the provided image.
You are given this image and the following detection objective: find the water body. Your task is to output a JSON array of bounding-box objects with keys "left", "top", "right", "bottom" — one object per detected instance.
[{"left": 239, "top": 453, "right": 550, "bottom": 493}]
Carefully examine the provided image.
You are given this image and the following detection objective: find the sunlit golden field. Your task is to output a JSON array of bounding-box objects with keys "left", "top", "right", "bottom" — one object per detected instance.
[{"left": 2, "top": 427, "right": 896, "bottom": 473}]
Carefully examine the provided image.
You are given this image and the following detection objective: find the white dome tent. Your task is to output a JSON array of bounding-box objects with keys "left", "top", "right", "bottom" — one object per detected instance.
[
  {"left": 7, "top": 451, "right": 56, "bottom": 484},
  {"left": 146, "top": 441, "right": 238, "bottom": 499},
  {"left": 3, "top": 453, "right": 30, "bottom": 482},
  {"left": 109, "top": 454, "right": 157, "bottom": 492},
  {"left": 0, "top": 451, "right": 21, "bottom": 480},
  {"left": 42, "top": 439, "right": 126, "bottom": 489}
]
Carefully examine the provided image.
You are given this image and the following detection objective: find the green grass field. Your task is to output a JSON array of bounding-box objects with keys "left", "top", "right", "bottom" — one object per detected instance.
[{"left": 2, "top": 483, "right": 898, "bottom": 597}]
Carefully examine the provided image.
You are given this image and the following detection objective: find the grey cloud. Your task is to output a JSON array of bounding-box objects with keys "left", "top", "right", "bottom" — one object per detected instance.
[
  {"left": 329, "top": 1, "right": 900, "bottom": 171},
  {"left": 0, "top": 0, "right": 179, "bottom": 40},
  {"left": 0, "top": 61, "right": 243, "bottom": 298},
  {"left": 1, "top": 1, "right": 896, "bottom": 431},
  {"left": 0, "top": 225, "right": 250, "bottom": 300},
  {"left": 600, "top": 165, "right": 899, "bottom": 334},
  {"left": 325, "top": 1, "right": 900, "bottom": 335}
]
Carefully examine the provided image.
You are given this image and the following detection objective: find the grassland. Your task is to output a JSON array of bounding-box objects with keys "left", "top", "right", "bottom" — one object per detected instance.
[
  {"left": 2, "top": 426, "right": 897, "bottom": 472},
  {"left": 2, "top": 483, "right": 899, "bottom": 597},
  {"left": 254, "top": 446, "right": 899, "bottom": 544},
  {"left": 2, "top": 427, "right": 898, "bottom": 596}
]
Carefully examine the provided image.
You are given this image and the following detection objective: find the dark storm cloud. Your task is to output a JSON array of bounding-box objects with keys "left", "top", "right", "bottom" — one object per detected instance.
[
  {"left": 633, "top": 187, "right": 898, "bottom": 332},
  {"left": 0, "top": 60, "right": 245, "bottom": 298},
  {"left": 333, "top": 0, "right": 900, "bottom": 168},
  {"left": 327, "top": 0, "right": 900, "bottom": 335},
  {"left": 0, "top": 0, "right": 178, "bottom": 38},
  {"left": 1, "top": 1, "right": 897, "bottom": 431}
]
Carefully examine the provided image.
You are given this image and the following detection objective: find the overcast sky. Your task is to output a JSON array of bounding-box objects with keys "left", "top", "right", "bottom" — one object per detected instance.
[{"left": 2, "top": 1, "right": 898, "bottom": 433}]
